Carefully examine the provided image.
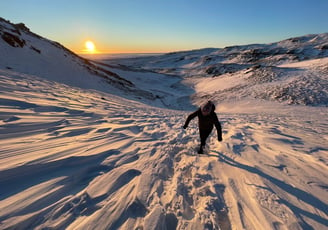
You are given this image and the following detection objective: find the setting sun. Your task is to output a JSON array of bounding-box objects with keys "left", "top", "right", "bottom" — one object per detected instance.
[{"left": 84, "top": 40, "right": 96, "bottom": 53}]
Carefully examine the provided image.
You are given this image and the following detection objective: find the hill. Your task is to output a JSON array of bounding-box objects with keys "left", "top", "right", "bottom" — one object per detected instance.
[
  {"left": 105, "top": 33, "right": 328, "bottom": 106},
  {"left": 0, "top": 17, "right": 182, "bottom": 107}
]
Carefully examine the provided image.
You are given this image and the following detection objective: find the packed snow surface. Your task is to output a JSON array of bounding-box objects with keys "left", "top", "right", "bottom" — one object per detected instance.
[{"left": 0, "top": 69, "right": 327, "bottom": 229}]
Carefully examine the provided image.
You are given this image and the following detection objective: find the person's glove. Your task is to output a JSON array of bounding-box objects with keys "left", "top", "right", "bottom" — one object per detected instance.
[
  {"left": 218, "top": 136, "right": 223, "bottom": 142},
  {"left": 183, "top": 125, "right": 187, "bottom": 129}
]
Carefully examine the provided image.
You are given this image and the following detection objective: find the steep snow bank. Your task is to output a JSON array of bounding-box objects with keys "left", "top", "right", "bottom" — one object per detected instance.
[
  {"left": 1, "top": 69, "right": 327, "bottom": 229},
  {"left": 0, "top": 18, "right": 131, "bottom": 90},
  {"left": 0, "top": 18, "right": 172, "bottom": 107}
]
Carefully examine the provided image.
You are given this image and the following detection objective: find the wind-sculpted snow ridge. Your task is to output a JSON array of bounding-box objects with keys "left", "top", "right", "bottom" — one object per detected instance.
[
  {"left": 1, "top": 70, "right": 328, "bottom": 229},
  {"left": 0, "top": 70, "right": 229, "bottom": 229}
]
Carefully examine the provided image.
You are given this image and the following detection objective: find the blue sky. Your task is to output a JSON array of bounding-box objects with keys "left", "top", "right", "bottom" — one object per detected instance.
[{"left": 1, "top": 0, "right": 327, "bottom": 53}]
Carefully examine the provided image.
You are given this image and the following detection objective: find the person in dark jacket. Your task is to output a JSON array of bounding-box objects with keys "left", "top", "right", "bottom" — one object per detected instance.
[{"left": 183, "top": 101, "right": 222, "bottom": 154}]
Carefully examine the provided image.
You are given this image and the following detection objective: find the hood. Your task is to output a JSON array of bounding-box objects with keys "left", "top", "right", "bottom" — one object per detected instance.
[{"left": 201, "top": 101, "right": 215, "bottom": 115}]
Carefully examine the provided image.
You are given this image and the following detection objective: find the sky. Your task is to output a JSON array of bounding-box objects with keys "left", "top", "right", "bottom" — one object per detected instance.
[{"left": 1, "top": 0, "right": 328, "bottom": 54}]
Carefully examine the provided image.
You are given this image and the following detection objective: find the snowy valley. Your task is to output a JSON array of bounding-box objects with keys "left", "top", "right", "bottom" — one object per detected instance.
[{"left": 0, "top": 17, "right": 328, "bottom": 230}]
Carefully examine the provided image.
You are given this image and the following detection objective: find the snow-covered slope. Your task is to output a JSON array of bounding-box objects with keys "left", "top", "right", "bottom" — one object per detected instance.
[
  {"left": 107, "top": 33, "right": 328, "bottom": 74},
  {"left": 0, "top": 18, "right": 177, "bottom": 107},
  {"left": 105, "top": 33, "right": 328, "bottom": 106},
  {"left": 189, "top": 57, "right": 328, "bottom": 106},
  {"left": 0, "top": 18, "right": 132, "bottom": 90},
  {"left": 1, "top": 68, "right": 327, "bottom": 230}
]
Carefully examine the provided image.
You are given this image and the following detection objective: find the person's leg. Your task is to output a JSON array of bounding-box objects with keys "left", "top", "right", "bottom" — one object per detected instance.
[{"left": 199, "top": 128, "right": 212, "bottom": 153}]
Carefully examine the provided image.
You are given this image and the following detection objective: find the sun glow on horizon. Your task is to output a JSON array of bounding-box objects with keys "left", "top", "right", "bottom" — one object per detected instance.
[{"left": 83, "top": 40, "right": 97, "bottom": 54}]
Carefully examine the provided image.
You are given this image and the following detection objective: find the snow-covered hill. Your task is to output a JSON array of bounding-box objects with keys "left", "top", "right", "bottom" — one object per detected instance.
[
  {"left": 106, "top": 33, "right": 328, "bottom": 74},
  {"left": 1, "top": 68, "right": 327, "bottom": 230},
  {"left": 0, "top": 18, "right": 327, "bottom": 229},
  {"left": 105, "top": 33, "right": 328, "bottom": 106},
  {"left": 0, "top": 17, "right": 186, "bottom": 108},
  {"left": 0, "top": 18, "right": 132, "bottom": 90}
]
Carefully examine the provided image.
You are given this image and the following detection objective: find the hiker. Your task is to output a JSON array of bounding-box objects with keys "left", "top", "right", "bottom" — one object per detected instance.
[{"left": 183, "top": 101, "right": 222, "bottom": 154}]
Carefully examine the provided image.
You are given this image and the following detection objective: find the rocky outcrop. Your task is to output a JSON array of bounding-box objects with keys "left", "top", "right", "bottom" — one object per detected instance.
[{"left": 1, "top": 31, "right": 25, "bottom": 47}]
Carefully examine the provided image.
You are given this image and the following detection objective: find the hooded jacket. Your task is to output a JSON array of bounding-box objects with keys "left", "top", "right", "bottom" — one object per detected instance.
[{"left": 184, "top": 104, "right": 222, "bottom": 140}]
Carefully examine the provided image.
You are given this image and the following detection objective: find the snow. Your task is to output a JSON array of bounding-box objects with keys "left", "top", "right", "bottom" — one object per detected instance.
[
  {"left": 91, "top": 64, "right": 195, "bottom": 110},
  {"left": 1, "top": 18, "right": 328, "bottom": 229},
  {"left": 1, "top": 66, "right": 327, "bottom": 229},
  {"left": 0, "top": 29, "right": 115, "bottom": 94}
]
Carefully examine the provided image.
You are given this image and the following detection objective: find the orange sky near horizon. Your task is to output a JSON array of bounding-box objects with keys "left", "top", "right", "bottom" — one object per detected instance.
[
  {"left": 2, "top": 1, "right": 327, "bottom": 55},
  {"left": 72, "top": 39, "right": 184, "bottom": 54}
]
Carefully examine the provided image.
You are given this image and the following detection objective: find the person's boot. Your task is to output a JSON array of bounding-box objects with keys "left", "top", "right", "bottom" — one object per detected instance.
[{"left": 198, "top": 145, "right": 204, "bottom": 154}]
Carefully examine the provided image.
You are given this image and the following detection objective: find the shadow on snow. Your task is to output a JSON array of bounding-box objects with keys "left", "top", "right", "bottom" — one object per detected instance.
[{"left": 210, "top": 150, "right": 328, "bottom": 227}]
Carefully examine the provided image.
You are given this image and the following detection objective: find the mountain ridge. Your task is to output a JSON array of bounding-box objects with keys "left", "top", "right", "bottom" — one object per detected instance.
[
  {"left": 1, "top": 17, "right": 327, "bottom": 106},
  {"left": 104, "top": 33, "right": 328, "bottom": 106},
  {"left": 0, "top": 17, "right": 146, "bottom": 96}
]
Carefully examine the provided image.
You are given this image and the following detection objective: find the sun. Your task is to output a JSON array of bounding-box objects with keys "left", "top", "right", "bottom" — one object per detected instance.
[{"left": 84, "top": 40, "right": 96, "bottom": 54}]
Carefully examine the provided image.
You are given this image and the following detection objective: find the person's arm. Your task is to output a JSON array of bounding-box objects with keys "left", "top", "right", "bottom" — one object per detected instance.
[
  {"left": 183, "top": 109, "right": 199, "bottom": 129},
  {"left": 213, "top": 113, "right": 222, "bottom": 141}
]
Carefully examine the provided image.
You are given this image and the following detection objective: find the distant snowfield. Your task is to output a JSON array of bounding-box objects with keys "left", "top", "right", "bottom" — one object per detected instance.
[{"left": 1, "top": 68, "right": 327, "bottom": 229}]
